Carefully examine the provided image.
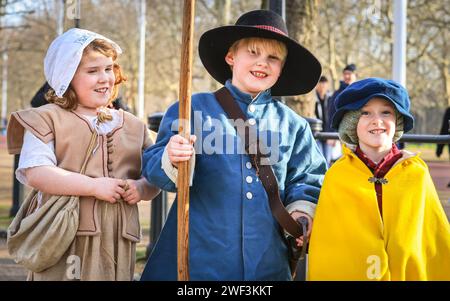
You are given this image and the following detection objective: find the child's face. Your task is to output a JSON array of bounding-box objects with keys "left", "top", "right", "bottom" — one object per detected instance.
[
  {"left": 71, "top": 50, "right": 115, "bottom": 113},
  {"left": 225, "top": 42, "right": 283, "bottom": 97},
  {"left": 357, "top": 97, "right": 396, "bottom": 152}
]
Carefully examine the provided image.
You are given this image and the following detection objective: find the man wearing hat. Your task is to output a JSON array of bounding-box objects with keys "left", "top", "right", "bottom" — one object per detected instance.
[
  {"left": 327, "top": 63, "right": 358, "bottom": 130},
  {"left": 325, "top": 64, "right": 357, "bottom": 162},
  {"left": 308, "top": 77, "right": 450, "bottom": 280},
  {"left": 140, "top": 10, "right": 327, "bottom": 280}
]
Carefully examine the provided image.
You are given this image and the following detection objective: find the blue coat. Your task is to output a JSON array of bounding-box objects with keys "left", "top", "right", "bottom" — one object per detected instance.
[{"left": 140, "top": 81, "right": 327, "bottom": 280}]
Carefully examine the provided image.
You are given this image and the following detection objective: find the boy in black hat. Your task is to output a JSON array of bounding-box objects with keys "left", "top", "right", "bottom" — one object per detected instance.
[
  {"left": 141, "top": 10, "right": 327, "bottom": 280},
  {"left": 308, "top": 77, "right": 450, "bottom": 280}
]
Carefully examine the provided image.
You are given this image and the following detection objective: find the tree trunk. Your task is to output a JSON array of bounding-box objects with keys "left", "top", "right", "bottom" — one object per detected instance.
[
  {"left": 285, "top": 0, "right": 318, "bottom": 117},
  {"left": 213, "top": 0, "right": 231, "bottom": 25},
  {"left": 327, "top": 30, "right": 339, "bottom": 91},
  {"left": 442, "top": 34, "right": 450, "bottom": 107},
  {"left": 443, "top": 61, "right": 450, "bottom": 107},
  {"left": 261, "top": 0, "right": 269, "bottom": 10}
]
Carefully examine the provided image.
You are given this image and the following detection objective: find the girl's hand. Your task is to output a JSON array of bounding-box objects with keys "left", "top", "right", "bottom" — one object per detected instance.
[
  {"left": 92, "top": 177, "right": 125, "bottom": 203},
  {"left": 290, "top": 211, "right": 313, "bottom": 247},
  {"left": 120, "top": 179, "right": 142, "bottom": 205},
  {"left": 167, "top": 134, "right": 197, "bottom": 167}
]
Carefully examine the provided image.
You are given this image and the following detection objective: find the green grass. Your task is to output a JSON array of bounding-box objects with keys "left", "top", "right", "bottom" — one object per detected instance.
[
  {"left": 406, "top": 143, "right": 442, "bottom": 150},
  {"left": 134, "top": 244, "right": 148, "bottom": 276},
  {"left": 404, "top": 143, "right": 449, "bottom": 162},
  {"left": 136, "top": 245, "right": 147, "bottom": 261}
]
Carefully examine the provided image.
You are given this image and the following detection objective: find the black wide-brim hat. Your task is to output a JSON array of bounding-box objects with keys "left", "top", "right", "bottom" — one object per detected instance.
[{"left": 198, "top": 10, "right": 322, "bottom": 96}]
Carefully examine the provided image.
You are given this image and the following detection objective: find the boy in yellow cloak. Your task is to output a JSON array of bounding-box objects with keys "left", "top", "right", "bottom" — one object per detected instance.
[{"left": 308, "top": 78, "right": 450, "bottom": 280}]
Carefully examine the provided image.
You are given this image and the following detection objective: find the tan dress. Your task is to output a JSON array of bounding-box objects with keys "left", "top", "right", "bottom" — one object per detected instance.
[{"left": 8, "top": 104, "right": 152, "bottom": 280}]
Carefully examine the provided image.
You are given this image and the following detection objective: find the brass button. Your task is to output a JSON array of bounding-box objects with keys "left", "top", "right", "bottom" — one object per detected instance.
[
  {"left": 108, "top": 148, "right": 114, "bottom": 154},
  {"left": 107, "top": 159, "right": 113, "bottom": 165}
]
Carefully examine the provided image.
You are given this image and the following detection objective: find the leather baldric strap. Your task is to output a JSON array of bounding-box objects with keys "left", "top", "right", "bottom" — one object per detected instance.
[{"left": 214, "top": 87, "right": 303, "bottom": 238}]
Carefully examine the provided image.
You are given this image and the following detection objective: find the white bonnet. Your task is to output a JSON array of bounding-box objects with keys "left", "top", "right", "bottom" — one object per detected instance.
[{"left": 44, "top": 28, "right": 122, "bottom": 97}]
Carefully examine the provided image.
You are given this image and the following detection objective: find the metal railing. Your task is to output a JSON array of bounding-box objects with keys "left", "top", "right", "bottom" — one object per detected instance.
[
  {"left": 305, "top": 117, "right": 450, "bottom": 144},
  {"left": 314, "top": 131, "right": 450, "bottom": 144}
]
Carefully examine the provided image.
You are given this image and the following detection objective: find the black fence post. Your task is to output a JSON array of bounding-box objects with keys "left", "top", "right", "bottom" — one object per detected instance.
[
  {"left": 290, "top": 117, "right": 323, "bottom": 281},
  {"left": 146, "top": 191, "right": 168, "bottom": 258},
  {"left": 10, "top": 154, "right": 23, "bottom": 217},
  {"left": 146, "top": 112, "right": 168, "bottom": 258}
]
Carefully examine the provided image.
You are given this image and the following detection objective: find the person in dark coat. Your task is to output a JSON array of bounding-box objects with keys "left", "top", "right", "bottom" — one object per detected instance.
[
  {"left": 314, "top": 76, "right": 332, "bottom": 164},
  {"left": 109, "top": 96, "right": 130, "bottom": 111},
  {"left": 31, "top": 82, "right": 52, "bottom": 108},
  {"left": 326, "top": 64, "right": 357, "bottom": 162},
  {"left": 436, "top": 106, "right": 450, "bottom": 187},
  {"left": 327, "top": 64, "right": 357, "bottom": 129}
]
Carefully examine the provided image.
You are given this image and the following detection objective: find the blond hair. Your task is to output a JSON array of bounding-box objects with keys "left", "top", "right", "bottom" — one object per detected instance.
[
  {"left": 228, "top": 37, "right": 288, "bottom": 62},
  {"left": 46, "top": 38, "right": 127, "bottom": 111}
]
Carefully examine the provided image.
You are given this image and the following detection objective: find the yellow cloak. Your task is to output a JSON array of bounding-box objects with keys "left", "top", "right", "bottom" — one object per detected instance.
[{"left": 308, "top": 146, "right": 450, "bottom": 280}]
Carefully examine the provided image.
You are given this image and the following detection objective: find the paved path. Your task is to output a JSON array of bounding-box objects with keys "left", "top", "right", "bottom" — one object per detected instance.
[
  {"left": 428, "top": 161, "right": 450, "bottom": 217},
  {"left": 0, "top": 235, "right": 27, "bottom": 281}
]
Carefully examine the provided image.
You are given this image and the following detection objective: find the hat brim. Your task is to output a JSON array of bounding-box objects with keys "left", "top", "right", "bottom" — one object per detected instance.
[
  {"left": 331, "top": 93, "right": 415, "bottom": 132},
  {"left": 199, "top": 26, "right": 322, "bottom": 96}
]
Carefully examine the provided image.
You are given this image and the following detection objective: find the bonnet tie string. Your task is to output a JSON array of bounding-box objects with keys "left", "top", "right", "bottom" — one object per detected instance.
[{"left": 92, "top": 108, "right": 114, "bottom": 154}]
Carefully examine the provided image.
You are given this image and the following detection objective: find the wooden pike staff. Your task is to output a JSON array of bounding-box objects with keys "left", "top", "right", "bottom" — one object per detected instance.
[{"left": 177, "top": 0, "right": 195, "bottom": 281}]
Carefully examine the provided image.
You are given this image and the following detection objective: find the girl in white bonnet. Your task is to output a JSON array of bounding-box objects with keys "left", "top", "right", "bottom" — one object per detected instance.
[{"left": 7, "top": 28, "right": 159, "bottom": 280}]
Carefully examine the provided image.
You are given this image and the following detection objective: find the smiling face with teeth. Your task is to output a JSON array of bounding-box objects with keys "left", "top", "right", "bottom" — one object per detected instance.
[
  {"left": 71, "top": 50, "right": 115, "bottom": 116},
  {"left": 225, "top": 38, "right": 286, "bottom": 97},
  {"left": 357, "top": 97, "right": 397, "bottom": 156}
]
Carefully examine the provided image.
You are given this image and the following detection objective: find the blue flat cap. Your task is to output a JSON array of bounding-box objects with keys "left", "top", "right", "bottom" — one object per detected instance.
[{"left": 331, "top": 77, "right": 414, "bottom": 132}]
